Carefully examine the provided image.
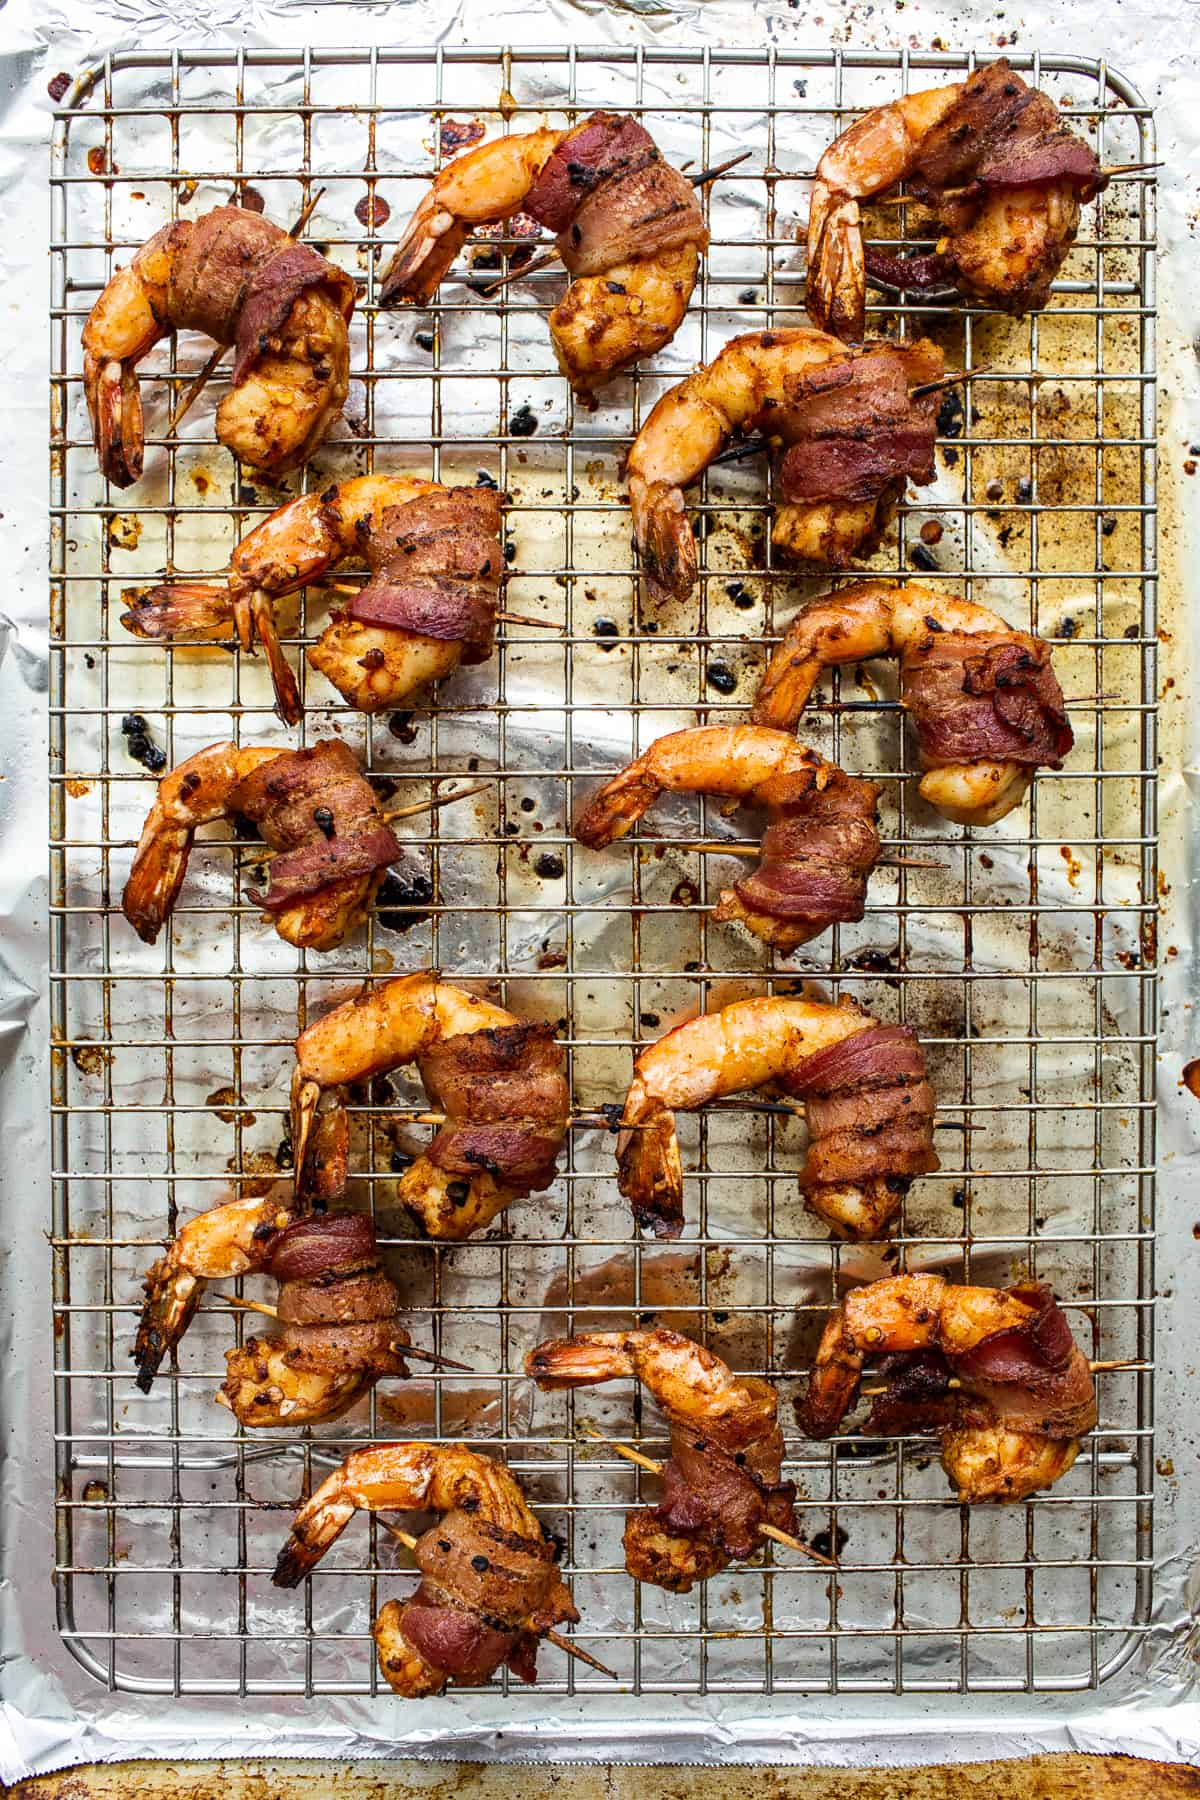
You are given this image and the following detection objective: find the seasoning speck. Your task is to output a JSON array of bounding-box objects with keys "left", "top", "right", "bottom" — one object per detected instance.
[
  {"left": 121, "top": 714, "right": 167, "bottom": 773},
  {"left": 471, "top": 1554, "right": 490, "bottom": 1572},
  {"left": 440, "top": 118, "right": 485, "bottom": 156},
  {"left": 376, "top": 871, "right": 434, "bottom": 933}
]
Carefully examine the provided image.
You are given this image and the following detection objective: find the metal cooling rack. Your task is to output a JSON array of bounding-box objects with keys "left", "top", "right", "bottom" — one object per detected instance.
[{"left": 49, "top": 47, "right": 1157, "bottom": 1703}]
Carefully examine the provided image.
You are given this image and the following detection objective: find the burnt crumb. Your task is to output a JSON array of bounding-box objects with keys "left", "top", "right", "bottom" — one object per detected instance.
[
  {"left": 705, "top": 660, "right": 738, "bottom": 695},
  {"left": 375, "top": 871, "right": 434, "bottom": 933},
  {"left": 413, "top": 329, "right": 435, "bottom": 352},
  {"left": 390, "top": 1148, "right": 414, "bottom": 1174},
  {"left": 275, "top": 1135, "right": 294, "bottom": 1171},
  {"left": 468, "top": 757, "right": 480, "bottom": 772},
  {"left": 638, "top": 1310, "right": 657, "bottom": 1326},
  {"left": 985, "top": 478, "right": 1004, "bottom": 502},
  {"left": 937, "top": 390, "right": 964, "bottom": 437},
  {"left": 504, "top": 539, "right": 517, "bottom": 565},
  {"left": 438, "top": 1538, "right": 452, "bottom": 1554},
  {"left": 120, "top": 714, "right": 167, "bottom": 773},
  {"left": 388, "top": 710, "right": 419, "bottom": 745},
  {"left": 446, "top": 1180, "right": 471, "bottom": 1206},
  {"left": 671, "top": 879, "right": 699, "bottom": 908},
  {"left": 738, "top": 288, "right": 759, "bottom": 305},
  {"left": 471, "top": 1553, "right": 490, "bottom": 1572},
  {"left": 1124, "top": 623, "right": 1140, "bottom": 641},
  {"left": 313, "top": 806, "right": 335, "bottom": 840},
  {"left": 1102, "top": 514, "right": 1118, "bottom": 537},
  {"left": 908, "top": 542, "right": 940, "bottom": 573},
  {"left": 943, "top": 447, "right": 959, "bottom": 467},
  {"left": 605, "top": 279, "right": 627, "bottom": 296},
  {"left": 503, "top": 820, "right": 520, "bottom": 837},
  {"left": 810, "top": 1525, "right": 849, "bottom": 1559},
  {"left": 725, "top": 580, "right": 755, "bottom": 610},
  {"left": 1016, "top": 476, "right": 1034, "bottom": 504},
  {"left": 47, "top": 71, "right": 72, "bottom": 101},
  {"left": 537, "top": 947, "right": 567, "bottom": 969},
  {"left": 846, "top": 946, "right": 901, "bottom": 988},
  {"left": 354, "top": 191, "right": 392, "bottom": 230},
  {"left": 792, "top": 78, "right": 808, "bottom": 96},
  {"left": 520, "top": 797, "right": 536, "bottom": 813},
  {"left": 639, "top": 1012, "right": 660, "bottom": 1029},
  {"left": 475, "top": 470, "right": 499, "bottom": 489},
  {"left": 1056, "top": 617, "right": 1080, "bottom": 640},
  {"left": 509, "top": 403, "right": 539, "bottom": 438},
  {"left": 712, "top": 1311, "right": 729, "bottom": 1324},
  {"left": 440, "top": 117, "right": 485, "bottom": 156},
  {"left": 593, "top": 617, "right": 619, "bottom": 648},
  {"left": 534, "top": 852, "right": 564, "bottom": 880},
  {"left": 951, "top": 1188, "right": 967, "bottom": 1210}
]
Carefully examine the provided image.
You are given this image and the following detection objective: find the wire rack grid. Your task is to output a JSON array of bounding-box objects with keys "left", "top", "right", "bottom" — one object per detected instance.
[{"left": 48, "top": 45, "right": 1157, "bottom": 1705}]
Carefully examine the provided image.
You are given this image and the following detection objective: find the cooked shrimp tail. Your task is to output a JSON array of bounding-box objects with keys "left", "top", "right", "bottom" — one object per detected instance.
[{"left": 122, "top": 581, "right": 238, "bottom": 641}]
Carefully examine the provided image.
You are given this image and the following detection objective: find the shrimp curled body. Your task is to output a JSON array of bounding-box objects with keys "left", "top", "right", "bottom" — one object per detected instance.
[
  {"left": 272, "top": 1442, "right": 579, "bottom": 1696},
  {"left": 121, "top": 739, "right": 398, "bottom": 950},
  {"left": 121, "top": 475, "right": 501, "bottom": 726},
  {"left": 625, "top": 327, "right": 943, "bottom": 602},
  {"left": 82, "top": 204, "right": 355, "bottom": 487},
  {"left": 619, "top": 994, "right": 938, "bottom": 1241},
  {"left": 575, "top": 724, "right": 882, "bottom": 953},
  {"left": 381, "top": 114, "right": 708, "bottom": 408},
  {"left": 291, "top": 971, "right": 570, "bottom": 1240},
  {"left": 797, "top": 1273, "right": 1097, "bottom": 1503},
  {"left": 753, "top": 580, "right": 1073, "bottom": 825},
  {"left": 807, "top": 61, "right": 1106, "bottom": 341},
  {"left": 527, "top": 1328, "right": 797, "bottom": 1592}
]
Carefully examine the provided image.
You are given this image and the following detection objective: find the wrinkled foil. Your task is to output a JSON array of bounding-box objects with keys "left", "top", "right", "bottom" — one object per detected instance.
[{"left": 1, "top": 0, "right": 1199, "bottom": 1779}]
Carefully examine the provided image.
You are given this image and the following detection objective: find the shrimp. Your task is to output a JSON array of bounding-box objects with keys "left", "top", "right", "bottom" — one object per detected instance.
[
  {"left": 133, "top": 1191, "right": 298, "bottom": 1393},
  {"left": 121, "top": 475, "right": 500, "bottom": 726},
  {"left": 796, "top": 1273, "right": 1097, "bottom": 1503},
  {"left": 527, "top": 1329, "right": 796, "bottom": 1593},
  {"left": 574, "top": 724, "right": 881, "bottom": 953},
  {"left": 625, "top": 328, "right": 943, "bottom": 601},
  {"left": 291, "top": 971, "right": 570, "bottom": 1240},
  {"left": 121, "top": 739, "right": 398, "bottom": 950},
  {"left": 381, "top": 113, "right": 708, "bottom": 407},
  {"left": 272, "top": 1442, "right": 579, "bottom": 1695},
  {"left": 618, "top": 994, "right": 938, "bottom": 1241},
  {"left": 752, "top": 580, "right": 1074, "bottom": 825},
  {"left": 807, "top": 61, "right": 1105, "bottom": 341},
  {"left": 82, "top": 205, "right": 355, "bottom": 487}
]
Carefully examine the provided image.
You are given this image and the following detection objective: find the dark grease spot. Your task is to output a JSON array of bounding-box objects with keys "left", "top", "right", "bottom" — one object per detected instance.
[
  {"left": 534, "top": 852, "right": 564, "bottom": 880},
  {"left": 810, "top": 1525, "right": 849, "bottom": 1560},
  {"left": 375, "top": 871, "right": 434, "bottom": 933},
  {"left": 413, "top": 329, "right": 435, "bottom": 352},
  {"left": 706, "top": 661, "right": 738, "bottom": 695},
  {"left": 725, "top": 581, "right": 755, "bottom": 610},
  {"left": 354, "top": 191, "right": 391, "bottom": 229},
  {"left": 639, "top": 1011, "right": 660, "bottom": 1028},
  {"left": 937, "top": 390, "right": 964, "bottom": 438},
  {"left": 510, "top": 403, "right": 538, "bottom": 438},
  {"left": 908, "top": 542, "right": 939, "bottom": 573},
  {"left": 388, "top": 710, "right": 419, "bottom": 745},
  {"left": 120, "top": 714, "right": 167, "bottom": 773},
  {"left": 671, "top": 879, "right": 698, "bottom": 908},
  {"left": 593, "top": 617, "right": 619, "bottom": 649}
]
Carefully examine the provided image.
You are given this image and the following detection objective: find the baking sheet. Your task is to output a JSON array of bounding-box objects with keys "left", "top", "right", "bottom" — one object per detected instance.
[{"left": 2, "top": 0, "right": 1199, "bottom": 1781}]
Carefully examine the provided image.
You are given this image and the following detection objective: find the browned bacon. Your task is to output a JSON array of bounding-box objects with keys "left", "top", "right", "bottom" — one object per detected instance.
[
  {"left": 901, "top": 628, "right": 1074, "bottom": 770},
  {"left": 418, "top": 1021, "right": 570, "bottom": 1196},
  {"left": 345, "top": 486, "right": 504, "bottom": 666},
  {"left": 783, "top": 1025, "right": 939, "bottom": 1210},
  {"left": 523, "top": 109, "right": 707, "bottom": 278},
  {"left": 726, "top": 765, "right": 881, "bottom": 928},
  {"left": 232, "top": 740, "right": 402, "bottom": 912},
  {"left": 777, "top": 341, "right": 943, "bottom": 510}
]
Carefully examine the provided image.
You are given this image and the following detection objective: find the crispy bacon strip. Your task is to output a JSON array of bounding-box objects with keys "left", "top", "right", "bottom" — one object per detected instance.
[
  {"left": 231, "top": 740, "right": 402, "bottom": 911},
  {"left": 777, "top": 340, "right": 943, "bottom": 510},
  {"left": 523, "top": 110, "right": 708, "bottom": 278},
  {"left": 782, "top": 1025, "right": 939, "bottom": 1214},
  {"left": 261, "top": 1213, "right": 410, "bottom": 1380},
  {"left": 901, "top": 628, "right": 1074, "bottom": 771},
  {"left": 344, "top": 487, "right": 504, "bottom": 666},
  {"left": 719, "top": 765, "right": 881, "bottom": 928},
  {"left": 419, "top": 1022, "right": 570, "bottom": 1195}
]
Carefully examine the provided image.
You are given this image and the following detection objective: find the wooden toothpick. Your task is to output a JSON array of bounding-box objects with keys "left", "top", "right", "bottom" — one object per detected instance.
[
  {"left": 581, "top": 1427, "right": 836, "bottom": 1568},
  {"left": 382, "top": 779, "right": 494, "bottom": 824},
  {"left": 911, "top": 365, "right": 991, "bottom": 401},
  {"left": 858, "top": 1358, "right": 1140, "bottom": 1398},
  {"left": 213, "top": 1298, "right": 473, "bottom": 1370}
]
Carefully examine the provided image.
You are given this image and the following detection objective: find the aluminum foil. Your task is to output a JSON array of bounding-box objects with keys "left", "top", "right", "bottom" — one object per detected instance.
[{"left": 2, "top": 0, "right": 1200, "bottom": 1779}]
